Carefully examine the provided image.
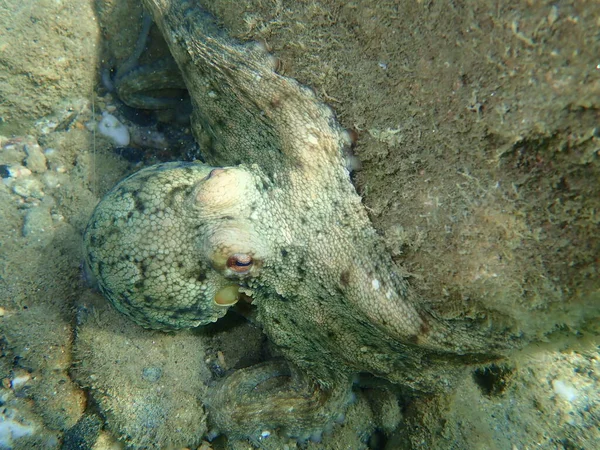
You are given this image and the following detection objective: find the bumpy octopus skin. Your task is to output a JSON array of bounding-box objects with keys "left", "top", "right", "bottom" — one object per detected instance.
[{"left": 84, "top": 0, "right": 497, "bottom": 441}]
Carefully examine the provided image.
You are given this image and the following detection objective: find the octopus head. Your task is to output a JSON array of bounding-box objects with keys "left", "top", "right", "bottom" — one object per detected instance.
[{"left": 83, "top": 162, "right": 271, "bottom": 330}]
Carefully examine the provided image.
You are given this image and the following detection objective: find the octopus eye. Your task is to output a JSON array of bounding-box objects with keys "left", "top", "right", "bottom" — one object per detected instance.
[{"left": 226, "top": 254, "right": 253, "bottom": 273}]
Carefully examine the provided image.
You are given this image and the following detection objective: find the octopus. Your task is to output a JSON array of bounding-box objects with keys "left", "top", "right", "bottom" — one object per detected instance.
[{"left": 84, "top": 0, "right": 500, "bottom": 443}]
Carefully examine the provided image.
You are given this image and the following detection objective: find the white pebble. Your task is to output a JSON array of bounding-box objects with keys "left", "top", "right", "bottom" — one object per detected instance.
[
  {"left": 552, "top": 379, "right": 578, "bottom": 402},
  {"left": 98, "top": 112, "right": 130, "bottom": 146}
]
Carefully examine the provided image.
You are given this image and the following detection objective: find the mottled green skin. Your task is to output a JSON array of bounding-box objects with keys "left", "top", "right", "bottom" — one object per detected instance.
[
  {"left": 85, "top": 0, "right": 498, "bottom": 441},
  {"left": 84, "top": 162, "right": 247, "bottom": 329},
  {"left": 114, "top": 59, "right": 185, "bottom": 110}
]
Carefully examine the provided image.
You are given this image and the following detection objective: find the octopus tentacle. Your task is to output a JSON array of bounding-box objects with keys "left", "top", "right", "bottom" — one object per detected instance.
[{"left": 205, "top": 360, "right": 353, "bottom": 442}]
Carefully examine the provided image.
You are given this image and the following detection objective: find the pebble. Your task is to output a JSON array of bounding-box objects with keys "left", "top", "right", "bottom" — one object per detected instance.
[
  {"left": 3, "top": 164, "right": 32, "bottom": 178},
  {"left": 10, "top": 372, "right": 31, "bottom": 390},
  {"left": 98, "top": 112, "right": 130, "bottom": 146},
  {"left": 13, "top": 177, "right": 44, "bottom": 199},
  {"left": 24, "top": 144, "right": 48, "bottom": 173}
]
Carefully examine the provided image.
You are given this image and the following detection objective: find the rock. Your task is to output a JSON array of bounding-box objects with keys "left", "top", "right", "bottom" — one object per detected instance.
[
  {"left": 73, "top": 303, "right": 210, "bottom": 449},
  {"left": 24, "top": 144, "right": 48, "bottom": 173},
  {"left": 22, "top": 206, "right": 53, "bottom": 245},
  {"left": 13, "top": 177, "right": 44, "bottom": 199},
  {"left": 3, "top": 164, "right": 32, "bottom": 178}
]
